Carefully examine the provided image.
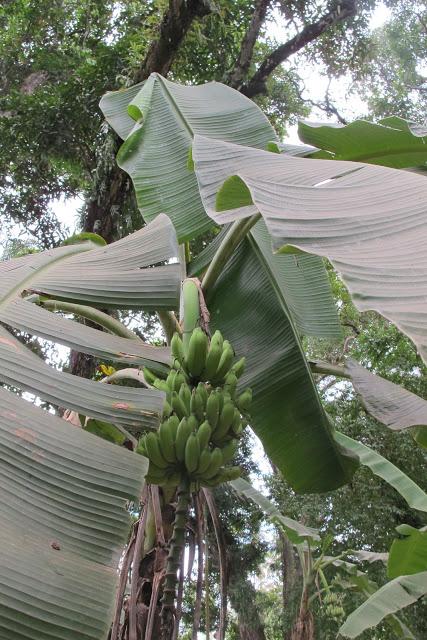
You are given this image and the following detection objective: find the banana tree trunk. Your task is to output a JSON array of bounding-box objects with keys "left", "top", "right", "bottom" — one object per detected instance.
[{"left": 290, "top": 588, "right": 315, "bottom": 640}]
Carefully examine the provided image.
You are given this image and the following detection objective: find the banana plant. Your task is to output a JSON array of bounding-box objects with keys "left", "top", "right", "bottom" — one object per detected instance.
[{"left": 3, "top": 72, "right": 427, "bottom": 640}]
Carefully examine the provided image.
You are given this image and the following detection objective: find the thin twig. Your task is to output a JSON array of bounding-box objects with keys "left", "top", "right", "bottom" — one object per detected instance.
[
  {"left": 129, "top": 486, "right": 149, "bottom": 640},
  {"left": 192, "top": 494, "right": 204, "bottom": 639},
  {"left": 203, "top": 489, "right": 228, "bottom": 640},
  {"left": 111, "top": 530, "right": 137, "bottom": 640}
]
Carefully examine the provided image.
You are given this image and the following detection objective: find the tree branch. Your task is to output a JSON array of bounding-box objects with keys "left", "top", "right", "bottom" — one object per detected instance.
[
  {"left": 226, "top": 0, "right": 272, "bottom": 90},
  {"left": 241, "top": 0, "right": 357, "bottom": 98},
  {"left": 83, "top": 0, "right": 214, "bottom": 241},
  {"left": 134, "top": 0, "right": 214, "bottom": 83}
]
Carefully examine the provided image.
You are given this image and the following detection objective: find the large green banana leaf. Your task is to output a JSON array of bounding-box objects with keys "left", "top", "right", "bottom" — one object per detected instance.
[
  {"left": 335, "top": 433, "right": 427, "bottom": 512},
  {"left": 229, "top": 478, "right": 319, "bottom": 544},
  {"left": 298, "top": 117, "right": 427, "bottom": 168},
  {"left": 193, "top": 135, "right": 427, "bottom": 364},
  {"left": 339, "top": 571, "right": 427, "bottom": 639},
  {"left": 388, "top": 525, "right": 427, "bottom": 579},
  {"left": 207, "top": 224, "right": 357, "bottom": 493},
  {"left": 0, "top": 385, "right": 146, "bottom": 640},
  {"left": 0, "top": 214, "right": 182, "bottom": 637},
  {"left": 344, "top": 360, "right": 427, "bottom": 449},
  {"left": 100, "top": 74, "right": 276, "bottom": 241}
]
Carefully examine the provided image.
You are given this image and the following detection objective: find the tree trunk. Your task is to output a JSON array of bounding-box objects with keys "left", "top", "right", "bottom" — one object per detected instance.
[
  {"left": 228, "top": 576, "right": 267, "bottom": 640},
  {"left": 290, "top": 589, "right": 315, "bottom": 640}
]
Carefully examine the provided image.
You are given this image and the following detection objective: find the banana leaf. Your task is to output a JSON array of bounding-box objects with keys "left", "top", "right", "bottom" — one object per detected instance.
[
  {"left": 388, "top": 525, "right": 427, "bottom": 579},
  {"left": 345, "top": 359, "right": 427, "bottom": 449},
  {"left": 339, "top": 571, "right": 427, "bottom": 638},
  {"left": 100, "top": 74, "right": 276, "bottom": 241},
  {"left": 0, "top": 385, "right": 146, "bottom": 639},
  {"left": 230, "top": 478, "right": 319, "bottom": 544},
  {"left": 298, "top": 117, "right": 427, "bottom": 168},
  {"left": 335, "top": 433, "right": 427, "bottom": 512},
  {"left": 207, "top": 225, "right": 357, "bottom": 493},
  {"left": 193, "top": 135, "right": 427, "bottom": 363}
]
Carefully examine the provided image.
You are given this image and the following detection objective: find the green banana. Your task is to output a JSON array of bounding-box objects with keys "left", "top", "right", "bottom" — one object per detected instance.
[
  {"left": 215, "top": 466, "right": 241, "bottom": 483},
  {"left": 166, "top": 369, "right": 177, "bottom": 392},
  {"left": 190, "top": 388, "right": 205, "bottom": 421},
  {"left": 187, "top": 414, "right": 199, "bottom": 432},
  {"left": 143, "top": 367, "right": 157, "bottom": 385},
  {"left": 171, "top": 332, "right": 185, "bottom": 366},
  {"left": 154, "top": 379, "right": 171, "bottom": 400},
  {"left": 196, "top": 382, "right": 208, "bottom": 406},
  {"left": 176, "top": 418, "right": 193, "bottom": 462},
  {"left": 172, "top": 391, "right": 190, "bottom": 420},
  {"left": 136, "top": 439, "right": 147, "bottom": 456},
  {"left": 224, "top": 372, "right": 238, "bottom": 398},
  {"left": 185, "top": 433, "right": 200, "bottom": 474},
  {"left": 186, "top": 327, "right": 208, "bottom": 378},
  {"left": 206, "top": 391, "right": 220, "bottom": 429},
  {"left": 221, "top": 439, "right": 238, "bottom": 464},
  {"left": 213, "top": 341, "right": 234, "bottom": 382},
  {"left": 162, "top": 401, "right": 172, "bottom": 419},
  {"left": 231, "top": 357, "right": 246, "bottom": 379},
  {"left": 196, "top": 449, "right": 212, "bottom": 476},
  {"left": 168, "top": 414, "right": 180, "bottom": 439},
  {"left": 213, "top": 401, "right": 235, "bottom": 440},
  {"left": 210, "top": 330, "right": 223, "bottom": 352},
  {"left": 158, "top": 420, "right": 176, "bottom": 463},
  {"left": 196, "top": 420, "right": 211, "bottom": 450},
  {"left": 179, "top": 383, "right": 191, "bottom": 413},
  {"left": 202, "top": 341, "right": 222, "bottom": 381},
  {"left": 233, "top": 423, "right": 243, "bottom": 437},
  {"left": 203, "top": 447, "right": 223, "bottom": 479},
  {"left": 174, "top": 371, "right": 187, "bottom": 391},
  {"left": 237, "top": 388, "right": 252, "bottom": 412},
  {"left": 145, "top": 432, "right": 169, "bottom": 469},
  {"left": 230, "top": 408, "right": 242, "bottom": 435}
]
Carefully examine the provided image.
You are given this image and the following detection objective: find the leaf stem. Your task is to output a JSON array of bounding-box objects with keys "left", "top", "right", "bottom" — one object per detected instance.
[
  {"left": 158, "top": 310, "right": 182, "bottom": 344},
  {"left": 201, "top": 214, "right": 260, "bottom": 295},
  {"left": 309, "top": 360, "right": 350, "bottom": 379},
  {"left": 38, "top": 298, "right": 139, "bottom": 341}
]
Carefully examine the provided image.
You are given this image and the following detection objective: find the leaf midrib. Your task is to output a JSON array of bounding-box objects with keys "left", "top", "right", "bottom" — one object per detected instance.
[
  {"left": 247, "top": 230, "right": 346, "bottom": 467},
  {"left": 1, "top": 243, "right": 93, "bottom": 309}
]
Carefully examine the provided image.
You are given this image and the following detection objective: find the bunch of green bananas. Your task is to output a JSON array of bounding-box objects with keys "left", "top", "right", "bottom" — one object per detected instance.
[
  {"left": 323, "top": 592, "right": 345, "bottom": 620},
  {"left": 138, "top": 328, "right": 252, "bottom": 488}
]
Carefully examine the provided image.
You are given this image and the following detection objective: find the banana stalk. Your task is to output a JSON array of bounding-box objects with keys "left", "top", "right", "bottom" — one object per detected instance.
[{"left": 161, "top": 478, "right": 191, "bottom": 637}]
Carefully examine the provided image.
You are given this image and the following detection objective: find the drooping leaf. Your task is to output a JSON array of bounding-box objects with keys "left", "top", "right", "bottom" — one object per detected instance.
[
  {"left": 345, "top": 359, "right": 427, "bottom": 449},
  {"left": 100, "top": 74, "right": 276, "bottom": 241},
  {"left": 335, "top": 433, "right": 427, "bottom": 512},
  {"left": 339, "top": 571, "right": 427, "bottom": 638},
  {"left": 388, "top": 525, "right": 427, "bottom": 579},
  {"left": 298, "top": 117, "right": 427, "bottom": 168},
  {"left": 193, "top": 135, "right": 427, "bottom": 363},
  {"left": 230, "top": 478, "right": 319, "bottom": 544},
  {"left": 208, "top": 228, "right": 357, "bottom": 493},
  {"left": 348, "top": 550, "right": 389, "bottom": 564},
  {"left": 0, "top": 385, "right": 146, "bottom": 639},
  {"left": 0, "top": 215, "right": 181, "bottom": 429}
]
